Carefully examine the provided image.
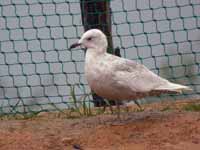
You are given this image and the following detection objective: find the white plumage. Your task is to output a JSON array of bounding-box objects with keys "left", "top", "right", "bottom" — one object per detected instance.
[{"left": 70, "top": 29, "right": 191, "bottom": 100}]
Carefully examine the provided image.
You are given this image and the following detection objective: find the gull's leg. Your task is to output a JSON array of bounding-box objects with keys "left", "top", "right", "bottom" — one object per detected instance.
[
  {"left": 102, "top": 105, "right": 106, "bottom": 113},
  {"left": 109, "top": 100, "right": 128, "bottom": 125},
  {"left": 108, "top": 103, "right": 114, "bottom": 114},
  {"left": 116, "top": 100, "right": 121, "bottom": 121},
  {"left": 104, "top": 99, "right": 114, "bottom": 114},
  {"left": 133, "top": 100, "right": 142, "bottom": 110}
]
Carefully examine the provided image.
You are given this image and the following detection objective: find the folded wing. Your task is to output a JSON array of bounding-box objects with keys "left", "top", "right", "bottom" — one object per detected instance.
[{"left": 109, "top": 55, "right": 191, "bottom": 93}]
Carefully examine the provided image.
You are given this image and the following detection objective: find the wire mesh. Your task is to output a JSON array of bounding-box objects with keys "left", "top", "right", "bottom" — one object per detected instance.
[{"left": 0, "top": 0, "right": 199, "bottom": 115}]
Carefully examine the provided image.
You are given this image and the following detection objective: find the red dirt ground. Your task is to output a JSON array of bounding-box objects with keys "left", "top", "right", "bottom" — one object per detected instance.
[{"left": 0, "top": 100, "right": 200, "bottom": 150}]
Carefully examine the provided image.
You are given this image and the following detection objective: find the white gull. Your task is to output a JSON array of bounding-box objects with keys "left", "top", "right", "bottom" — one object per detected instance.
[{"left": 70, "top": 29, "right": 191, "bottom": 101}]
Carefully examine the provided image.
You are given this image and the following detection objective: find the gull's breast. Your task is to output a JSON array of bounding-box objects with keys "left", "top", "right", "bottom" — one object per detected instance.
[
  {"left": 84, "top": 57, "right": 130, "bottom": 100},
  {"left": 85, "top": 55, "right": 117, "bottom": 99},
  {"left": 85, "top": 57, "right": 109, "bottom": 90}
]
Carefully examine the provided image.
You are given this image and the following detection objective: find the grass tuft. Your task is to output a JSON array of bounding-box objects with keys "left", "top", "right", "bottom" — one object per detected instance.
[
  {"left": 182, "top": 103, "right": 200, "bottom": 112},
  {"left": 161, "top": 106, "right": 172, "bottom": 112}
]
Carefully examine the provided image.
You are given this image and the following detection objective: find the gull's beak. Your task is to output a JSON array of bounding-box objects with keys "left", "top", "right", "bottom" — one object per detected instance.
[{"left": 69, "top": 41, "right": 81, "bottom": 50}]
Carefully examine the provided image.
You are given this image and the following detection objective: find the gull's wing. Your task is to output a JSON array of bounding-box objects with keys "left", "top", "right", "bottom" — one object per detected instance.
[{"left": 105, "top": 54, "right": 190, "bottom": 93}]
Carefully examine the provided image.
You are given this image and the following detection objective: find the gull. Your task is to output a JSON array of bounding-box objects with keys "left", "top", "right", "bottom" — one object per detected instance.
[{"left": 70, "top": 29, "right": 191, "bottom": 107}]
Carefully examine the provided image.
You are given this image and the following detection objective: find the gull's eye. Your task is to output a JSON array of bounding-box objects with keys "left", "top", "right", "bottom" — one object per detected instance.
[{"left": 87, "top": 37, "right": 92, "bottom": 41}]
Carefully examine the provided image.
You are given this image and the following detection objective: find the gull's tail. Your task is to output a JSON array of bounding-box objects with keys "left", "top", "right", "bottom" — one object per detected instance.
[{"left": 155, "top": 82, "right": 192, "bottom": 93}]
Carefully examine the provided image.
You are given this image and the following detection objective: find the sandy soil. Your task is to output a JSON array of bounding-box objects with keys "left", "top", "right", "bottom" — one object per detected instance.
[{"left": 0, "top": 100, "right": 200, "bottom": 150}]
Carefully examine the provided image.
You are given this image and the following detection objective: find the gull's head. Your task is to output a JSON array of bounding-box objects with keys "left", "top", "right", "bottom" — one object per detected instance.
[{"left": 70, "top": 29, "right": 108, "bottom": 54}]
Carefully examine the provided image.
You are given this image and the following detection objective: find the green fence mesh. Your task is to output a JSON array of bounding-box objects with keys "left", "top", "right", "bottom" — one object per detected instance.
[{"left": 0, "top": 0, "right": 199, "bottom": 115}]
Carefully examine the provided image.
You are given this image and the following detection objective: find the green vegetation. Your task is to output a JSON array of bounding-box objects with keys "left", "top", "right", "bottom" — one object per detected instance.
[
  {"left": 161, "top": 106, "right": 172, "bottom": 112},
  {"left": 67, "top": 85, "right": 93, "bottom": 117},
  {"left": 183, "top": 103, "right": 200, "bottom": 112},
  {"left": 0, "top": 112, "right": 40, "bottom": 120}
]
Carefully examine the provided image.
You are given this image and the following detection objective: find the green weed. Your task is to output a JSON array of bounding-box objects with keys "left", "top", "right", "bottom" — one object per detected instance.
[
  {"left": 183, "top": 103, "right": 200, "bottom": 112},
  {"left": 161, "top": 106, "right": 172, "bottom": 111}
]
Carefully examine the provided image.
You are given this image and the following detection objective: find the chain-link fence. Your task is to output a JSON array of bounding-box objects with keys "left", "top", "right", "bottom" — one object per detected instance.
[{"left": 0, "top": 0, "right": 199, "bottom": 115}]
